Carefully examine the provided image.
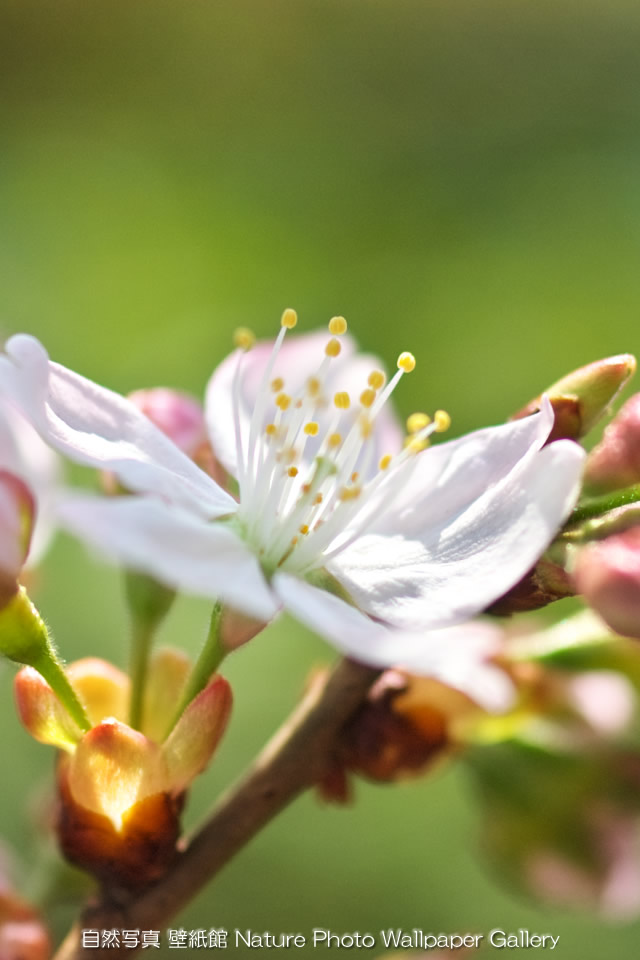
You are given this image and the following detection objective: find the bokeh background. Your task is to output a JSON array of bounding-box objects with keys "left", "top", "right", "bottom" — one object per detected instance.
[{"left": 1, "top": 0, "right": 640, "bottom": 955}]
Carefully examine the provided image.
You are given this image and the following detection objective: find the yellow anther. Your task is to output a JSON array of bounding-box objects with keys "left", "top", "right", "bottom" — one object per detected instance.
[
  {"left": 302, "top": 483, "right": 312, "bottom": 494},
  {"left": 307, "top": 377, "right": 321, "bottom": 397},
  {"left": 397, "top": 352, "right": 416, "bottom": 373},
  {"left": 295, "top": 400, "right": 303, "bottom": 409},
  {"left": 406, "top": 412, "right": 431, "bottom": 434},
  {"left": 325, "top": 338, "right": 342, "bottom": 358},
  {"left": 351, "top": 472, "right": 359, "bottom": 483},
  {"left": 265, "top": 423, "right": 278, "bottom": 437},
  {"left": 271, "top": 377, "right": 284, "bottom": 392},
  {"left": 287, "top": 466, "right": 299, "bottom": 478},
  {"left": 299, "top": 524, "right": 310, "bottom": 535},
  {"left": 405, "top": 436, "right": 429, "bottom": 454},
  {"left": 281, "top": 308, "right": 298, "bottom": 329},
  {"left": 379, "top": 454, "right": 392, "bottom": 471},
  {"left": 275, "top": 393, "right": 291, "bottom": 411},
  {"left": 328, "top": 316, "right": 348, "bottom": 335},
  {"left": 359, "top": 415, "right": 373, "bottom": 438},
  {"left": 233, "top": 327, "right": 256, "bottom": 351},
  {"left": 291, "top": 536, "right": 299, "bottom": 546},
  {"left": 334, "top": 392, "right": 351, "bottom": 410},
  {"left": 360, "top": 388, "right": 376, "bottom": 408},
  {"left": 313, "top": 493, "right": 323, "bottom": 505},
  {"left": 328, "top": 432, "right": 342, "bottom": 447},
  {"left": 304, "top": 422, "right": 319, "bottom": 436},
  {"left": 339, "top": 485, "right": 362, "bottom": 502},
  {"left": 368, "top": 370, "right": 386, "bottom": 390},
  {"left": 434, "top": 409, "right": 451, "bottom": 433}
]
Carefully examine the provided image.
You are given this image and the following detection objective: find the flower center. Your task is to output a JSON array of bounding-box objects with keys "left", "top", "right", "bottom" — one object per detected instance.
[{"left": 231, "top": 311, "right": 450, "bottom": 575}]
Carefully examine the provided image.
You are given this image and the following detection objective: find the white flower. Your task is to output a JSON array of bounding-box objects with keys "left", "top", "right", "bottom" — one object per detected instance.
[{"left": 0, "top": 316, "right": 584, "bottom": 702}]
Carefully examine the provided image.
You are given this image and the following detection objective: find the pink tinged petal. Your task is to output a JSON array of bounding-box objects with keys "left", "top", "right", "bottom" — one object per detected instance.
[
  {"left": 56, "top": 495, "right": 280, "bottom": 621},
  {"left": 67, "top": 720, "right": 167, "bottom": 829},
  {"left": 142, "top": 647, "right": 192, "bottom": 743},
  {"left": 128, "top": 388, "right": 207, "bottom": 459},
  {"left": 65, "top": 659, "right": 130, "bottom": 727},
  {"left": 272, "top": 573, "right": 514, "bottom": 712},
  {"left": 205, "top": 331, "right": 357, "bottom": 478},
  {"left": 329, "top": 437, "right": 585, "bottom": 630},
  {"left": 162, "top": 675, "right": 232, "bottom": 794},
  {"left": 0, "top": 472, "right": 35, "bottom": 583},
  {"left": 0, "top": 403, "right": 60, "bottom": 567},
  {"left": 568, "top": 671, "right": 636, "bottom": 736},
  {"left": 0, "top": 336, "right": 236, "bottom": 520},
  {"left": 14, "top": 667, "right": 82, "bottom": 751}
]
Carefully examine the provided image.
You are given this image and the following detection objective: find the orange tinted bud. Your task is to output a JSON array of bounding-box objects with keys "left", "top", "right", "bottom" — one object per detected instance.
[{"left": 511, "top": 354, "right": 636, "bottom": 443}]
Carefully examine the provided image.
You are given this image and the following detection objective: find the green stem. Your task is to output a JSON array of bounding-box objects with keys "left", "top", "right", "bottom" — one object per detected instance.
[
  {"left": 569, "top": 483, "right": 640, "bottom": 526},
  {"left": 128, "top": 623, "right": 154, "bottom": 730},
  {"left": 165, "top": 603, "right": 226, "bottom": 738},
  {"left": 33, "top": 649, "right": 91, "bottom": 733}
]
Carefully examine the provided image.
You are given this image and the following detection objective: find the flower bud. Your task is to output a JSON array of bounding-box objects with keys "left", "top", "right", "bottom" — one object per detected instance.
[
  {"left": 128, "top": 388, "right": 207, "bottom": 459},
  {"left": 511, "top": 354, "right": 636, "bottom": 442},
  {"left": 0, "top": 890, "right": 51, "bottom": 960},
  {"left": 574, "top": 527, "right": 640, "bottom": 639},
  {"left": 0, "top": 472, "right": 35, "bottom": 608},
  {"left": 584, "top": 394, "right": 640, "bottom": 494}
]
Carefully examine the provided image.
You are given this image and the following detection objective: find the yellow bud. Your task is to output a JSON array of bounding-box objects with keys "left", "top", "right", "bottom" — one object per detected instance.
[
  {"left": 397, "top": 352, "right": 416, "bottom": 373},
  {"left": 328, "top": 316, "right": 348, "bottom": 335},
  {"left": 281, "top": 308, "right": 298, "bottom": 329}
]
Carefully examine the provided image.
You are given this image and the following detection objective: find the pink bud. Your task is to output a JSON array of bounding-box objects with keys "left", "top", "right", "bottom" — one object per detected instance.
[
  {"left": 584, "top": 394, "right": 640, "bottom": 493},
  {"left": 574, "top": 527, "right": 640, "bottom": 638},
  {"left": 128, "top": 388, "right": 207, "bottom": 459}
]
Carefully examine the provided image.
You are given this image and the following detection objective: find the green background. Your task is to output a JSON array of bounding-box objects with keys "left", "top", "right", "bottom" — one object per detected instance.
[{"left": 1, "top": 0, "right": 640, "bottom": 956}]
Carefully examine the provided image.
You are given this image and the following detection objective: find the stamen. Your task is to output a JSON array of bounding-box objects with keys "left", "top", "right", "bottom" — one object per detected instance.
[
  {"left": 359, "top": 415, "right": 372, "bottom": 438},
  {"left": 313, "top": 493, "right": 323, "bottom": 505},
  {"left": 281, "top": 308, "right": 298, "bottom": 329},
  {"left": 287, "top": 467, "right": 299, "bottom": 478},
  {"left": 325, "top": 338, "right": 342, "bottom": 358},
  {"left": 405, "top": 436, "right": 430, "bottom": 454},
  {"left": 328, "top": 316, "right": 348, "bottom": 335},
  {"left": 328, "top": 433, "right": 342, "bottom": 447},
  {"left": 304, "top": 422, "right": 319, "bottom": 436},
  {"left": 339, "top": 485, "right": 362, "bottom": 501},
  {"left": 334, "top": 392, "right": 351, "bottom": 410},
  {"left": 397, "top": 352, "right": 416, "bottom": 373},
  {"left": 233, "top": 327, "right": 256, "bottom": 351},
  {"left": 307, "top": 377, "right": 321, "bottom": 397},
  {"left": 406, "top": 412, "right": 431, "bottom": 434},
  {"left": 265, "top": 423, "right": 278, "bottom": 437},
  {"left": 351, "top": 472, "right": 359, "bottom": 483},
  {"left": 360, "top": 388, "right": 376, "bottom": 408},
  {"left": 434, "top": 409, "right": 451, "bottom": 432},
  {"left": 299, "top": 524, "right": 310, "bottom": 535},
  {"left": 368, "top": 370, "right": 386, "bottom": 390},
  {"left": 271, "top": 377, "right": 284, "bottom": 392},
  {"left": 379, "top": 454, "right": 392, "bottom": 470},
  {"left": 275, "top": 393, "right": 292, "bottom": 411}
]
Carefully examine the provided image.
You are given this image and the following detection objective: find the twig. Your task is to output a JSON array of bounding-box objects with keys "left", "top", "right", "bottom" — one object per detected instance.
[{"left": 53, "top": 657, "right": 379, "bottom": 959}]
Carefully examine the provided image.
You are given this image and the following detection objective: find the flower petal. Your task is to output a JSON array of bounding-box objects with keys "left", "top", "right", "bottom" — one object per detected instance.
[
  {"left": 162, "top": 674, "right": 232, "bottom": 794},
  {"left": 273, "top": 573, "right": 514, "bottom": 711},
  {"left": 14, "top": 667, "right": 83, "bottom": 751},
  {"left": 142, "top": 647, "right": 192, "bottom": 743},
  {"left": 66, "top": 658, "right": 130, "bottom": 727},
  {"left": 0, "top": 335, "right": 236, "bottom": 520},
  {"left": 205, "top": 331, "right": 402, "bottom": 480},
  {"left": 56, "top": 494, "right": 280, "bottom": 621},
  {"left": 328, "top": 435, "right": 585, "bottom": 629},
  {"left": 0, "top": 472, "right": 34, "bottom": 586}
]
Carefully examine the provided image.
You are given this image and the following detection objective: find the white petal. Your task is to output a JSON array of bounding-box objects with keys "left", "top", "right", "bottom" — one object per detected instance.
[
  {"left": 273, "top": 572, "right": 513, "bottom": 711},
  {"left": 56, "top": 495, "right": 279, "bottom": 621},
  {"left": 205, "top": 330, "right": 402, "bottom": 480},
  {"left": 329, "top": 437, "right": 585, "bottom": 629},
  {"left": 0, "top": 335, "right": 236, "bottom": 519}
]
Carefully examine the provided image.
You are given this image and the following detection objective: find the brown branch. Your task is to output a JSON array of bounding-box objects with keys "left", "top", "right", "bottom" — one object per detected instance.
[{"left": 53, "top": 657, "right": 379, "bottom": 960}]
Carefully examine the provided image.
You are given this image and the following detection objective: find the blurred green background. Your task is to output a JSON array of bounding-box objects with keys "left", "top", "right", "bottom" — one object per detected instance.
[{"left": 1, "top": 0, "right": 640, "bottom": 955}]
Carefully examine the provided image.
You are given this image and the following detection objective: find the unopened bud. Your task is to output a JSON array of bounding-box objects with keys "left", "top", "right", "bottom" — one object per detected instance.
[
  {"left": 486, "top": 558, "right": 575, "bottom": 615},
  {"left": 584, "top": 394, "right": 640, "bottom": 494},
  {"left": 128, "top": 388, "right": 207, "bottom": 459},
  {"left": 511, "top": 354, "right": 636, "bottom": 442},
  {"left": 574, "top": 527, "right": 640, "bottom": 639}
]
